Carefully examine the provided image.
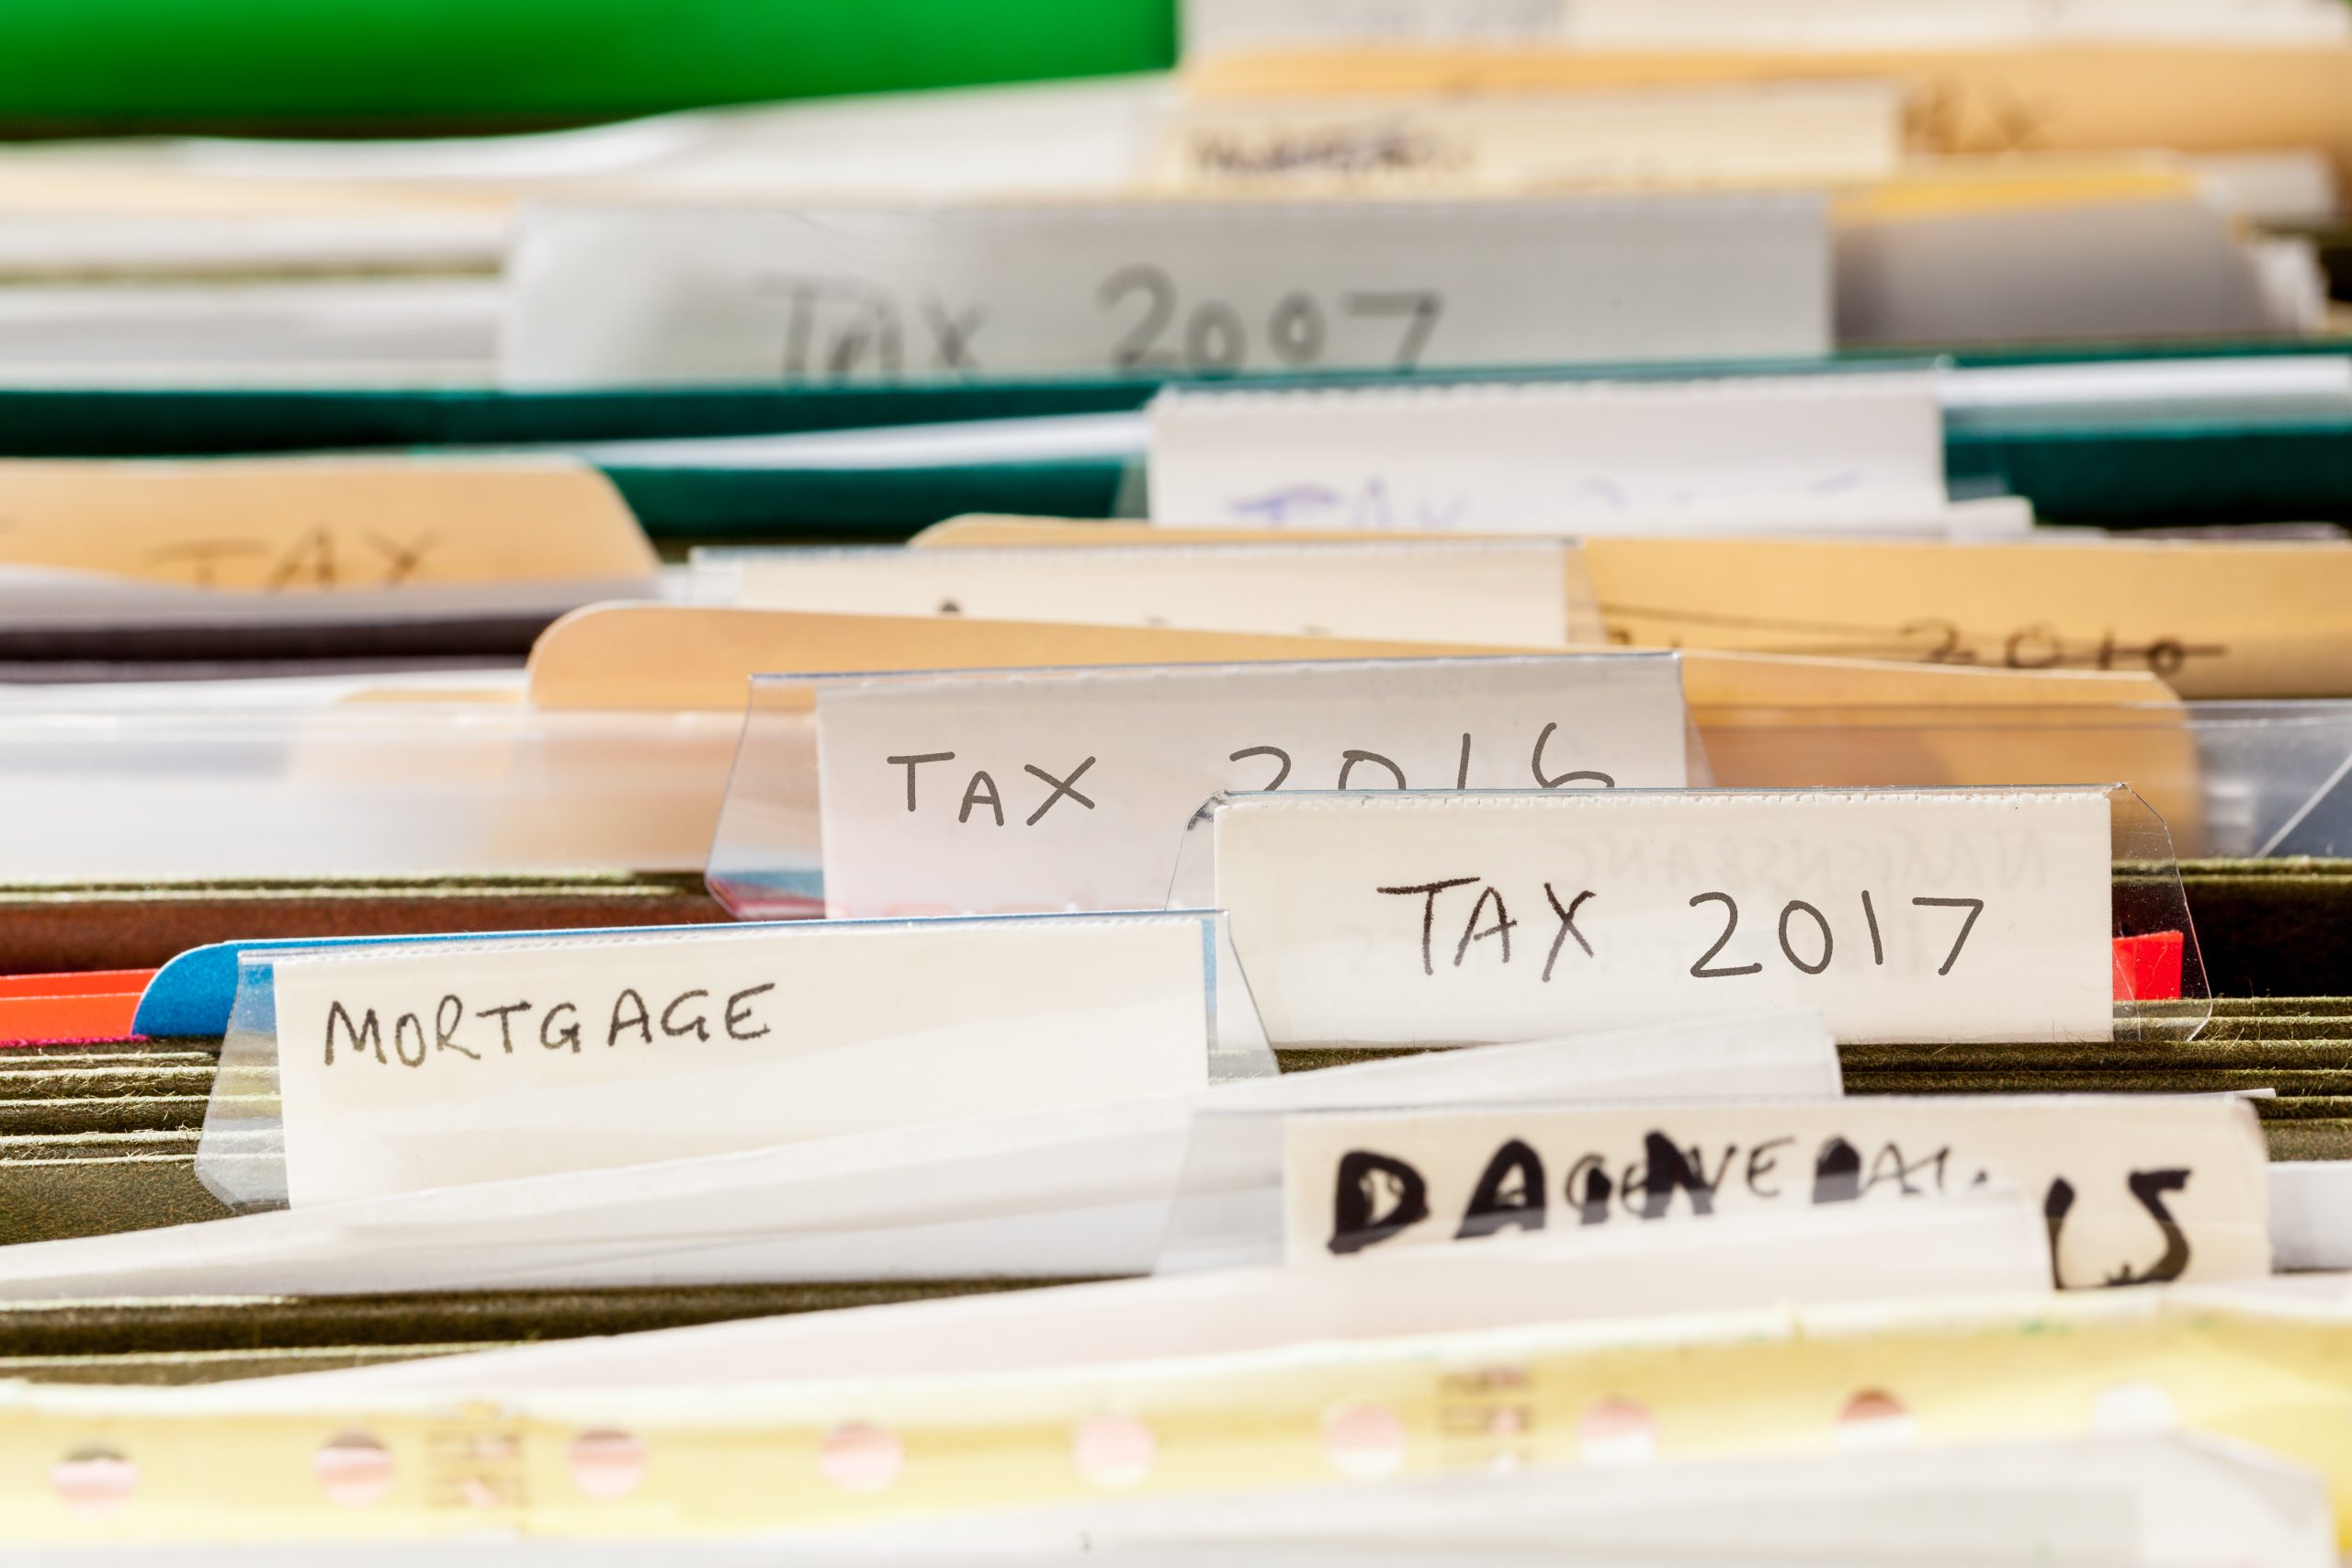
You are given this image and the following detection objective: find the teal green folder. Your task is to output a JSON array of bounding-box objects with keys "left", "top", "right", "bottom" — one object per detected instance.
[
  {"left": 595, "top": 416, "right": 2352, "bottom": 541},
  {"left": 0, "top": 339, "right": 2345, "bottom": 538}
]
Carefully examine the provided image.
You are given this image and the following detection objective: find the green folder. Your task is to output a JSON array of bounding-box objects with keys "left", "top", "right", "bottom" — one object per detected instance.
[
  {"left": 593, "top": 417, "right": 2352, "bottom": 541},
  {"left": 0, "top": 0, "right": 1175, "bottom": 135}
]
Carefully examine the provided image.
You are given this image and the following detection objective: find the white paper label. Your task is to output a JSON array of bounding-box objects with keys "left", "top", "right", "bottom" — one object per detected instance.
[
  {"left": 1148, "top": 376, "right": 1950, "bottom": 532},
  {"left": 1153, "top": 83, "right": 1904, "bottom": 192},
  {"left": 815, "top": 655, "right": 1690, "bottom": 918},
  {"left": 1183, "top": 0, "right": 1569, "bottom": 51},
  {"left": 271, "top": 915, "right": 1216, "bottom": 1207},
  {"left": 1283, "top": 1096, "right": 2271, "bottom": 1286},
  {"left": 501, "top": 197, "right": 1829, "bottom": 389},
  {"left": 1214, "top": 789, "right": 2115, "bottom": 1046},
  {"left": 1183, "top": 0, "right": 2344, "bottom": 53},
  {"left": 727, "top": 540, "right": 1575, "bottom": 647}
]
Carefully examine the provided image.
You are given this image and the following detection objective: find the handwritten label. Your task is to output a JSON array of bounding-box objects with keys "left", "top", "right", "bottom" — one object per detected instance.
[
  {"left": 1182, "top": 0, "right": 1568, "bottom": 51},
  {"left": 501, "top": 197, "right": 1828, "bottom": 388},
  {"left": 724, "top": 539, "right": 1574, "bottom": 647},
  {"left": 1183, "top": 0, "right": 2345, "bottom": 53},
  {"left": 0, "top": 458, "right": 655, "bottom": 592},
  {"left": 812, "top": 655, "right": 1690, "bottom": 918},
  {"left": 1212, "top": 788, "right": 2115, "bottom": 1046},
  {"left": 1282, "top": 1097, "right": 2272, "bottom": 1287},
  {"left": 271, "top": 915, "right": 1217, "bottom": 1207},
  {"left": 1148, "top": 376, "right": 1949, "bottom": 533},
  {"left": 1152, "top": 84, "right": 1902, "bottom": 192}
]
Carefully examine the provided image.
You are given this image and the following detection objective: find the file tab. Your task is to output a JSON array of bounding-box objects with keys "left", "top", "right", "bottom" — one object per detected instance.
[
  {"left": 1183, "top": 784, "right": 2201, "bottom": 1047},
  {"left": 0, "top": 456, "right": 656, "bottom": 591},
  {"left": 502, "top": 195, "right": 1830, "bottom": 387}
]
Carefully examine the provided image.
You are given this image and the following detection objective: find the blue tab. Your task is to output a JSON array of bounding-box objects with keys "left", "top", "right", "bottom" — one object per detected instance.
[{"left": 131, "top": 922, "right": 752, "bottom": 1039}]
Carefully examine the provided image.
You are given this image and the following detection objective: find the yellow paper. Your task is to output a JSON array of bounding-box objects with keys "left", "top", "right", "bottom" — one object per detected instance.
[
  {"left": 4, "top": 1289, "right": 2351, "bottom": 1544},
  {"left": 899, "top": 520, "right": 2210, "bottom": 842},
  {"left": 1832, "top": 156, "right": 2200, "bottom": 221},
  {"left": 917, "top": 518, "right": 2349, "bottom": 700},
  {"left": 1184, "top": 42, "right": 2352, "bottom": 185}
]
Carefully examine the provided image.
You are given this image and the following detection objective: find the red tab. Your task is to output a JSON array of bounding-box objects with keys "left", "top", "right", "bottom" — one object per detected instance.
[
  {"left": 0, "top": 969, "right": 154, "bottom": 1045},
  {"left": 2112, "top": 932, "right": 2184, "bottom": 1003}
]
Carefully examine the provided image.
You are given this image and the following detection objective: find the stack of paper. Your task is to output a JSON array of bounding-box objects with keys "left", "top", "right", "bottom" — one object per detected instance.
[{"left": 2, "top": 5, "right": 2352, "bottom": 1560}]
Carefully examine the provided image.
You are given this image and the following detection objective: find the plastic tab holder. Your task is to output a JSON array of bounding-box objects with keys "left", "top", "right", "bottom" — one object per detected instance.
[
  {"left": 1695, "top": 698, "right": 2352, "bottom": 861},
  {"left": 707, "top": 650, "right": 1701, "bottom": 920},
  {"left": 0, "top": 698, "right": 741, "bottom": 882},
  {"left": 1156, "top": 1088, "right": 2271, "bottom": 1287},
  {"left": 195, "top": 910, "right": 1272, "bottom": 1213},
  {"left": 1168, "top": 784, "right": 2208, "bottom": 1052},
  {"left": 706, "top": 690, "right": 2352, "bottom": 921}
]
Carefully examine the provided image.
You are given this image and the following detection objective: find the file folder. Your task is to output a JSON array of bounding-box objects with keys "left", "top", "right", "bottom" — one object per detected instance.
[{"left": 0, "top": 0, "right": 1175, "bottom": 133}]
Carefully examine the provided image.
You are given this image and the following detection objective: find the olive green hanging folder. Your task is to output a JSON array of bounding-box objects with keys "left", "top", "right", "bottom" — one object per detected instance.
[{"left": 0, "top": 856, "right": 2341, "bottom": 1382}]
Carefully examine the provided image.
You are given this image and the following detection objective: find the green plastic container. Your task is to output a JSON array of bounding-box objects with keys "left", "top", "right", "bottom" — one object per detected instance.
[{"left": 0, "top": 0, "right": 1178, "bottom": 134}]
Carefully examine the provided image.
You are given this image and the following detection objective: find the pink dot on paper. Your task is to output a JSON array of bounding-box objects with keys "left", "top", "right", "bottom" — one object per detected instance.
[
  {"left": 569, "top": 1429, "right": 647, "bottom": 1500},
  {"left": 314, "top": 1431, "right": 393, "bottom": 1508},
  {"left": 1837, "top": 1389, "right": 1917, "bottom": 1449},
  {"left": 52, "top": 1448, "right": 136, "bottom": 1518},
  {"left": 1071, "top": 1413, "right": 1156, "bottom": 1490},
  {"left": 1577, "top": 1397, "right": 1656, "bottom": 1465},
  {"left": 819, "top": 1423, "right": 903, "bottom": 1495},
  {"left": 1322, "top": 1402, "right": 1407, "bottom": 1480}
]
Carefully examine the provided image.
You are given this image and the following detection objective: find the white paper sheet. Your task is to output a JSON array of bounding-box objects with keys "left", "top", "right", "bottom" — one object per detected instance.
[
  {"left": 817, "top": 1434, "right": 2337, "bottom": 1568},
  {"left": 224, "top": 1187, "right": 2050, "bottom": 1399},
  {"left": 2259, "top": 1160, "right": 2352, "bottom": 1271},
  {"left": 717, "top": 540, "right": 1576, "bottom": 646},
  {"left": 1182, "top": 0, "right": 2350, "bottom": 51},
  {"left": 6, "top": 1434, "right": 2325, "bottom": 1565},
  {"left": 1152, "top": 81, "right": 1905, "bottom": 190}
]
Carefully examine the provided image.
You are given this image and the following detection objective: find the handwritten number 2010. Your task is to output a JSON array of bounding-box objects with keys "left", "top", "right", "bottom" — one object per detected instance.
[
  {"left": 1099, "top": 266, "right": 1442, "bottom": 371},
  {"left": 1688, "top": 893, "right": 1984, "bottom": 979}
]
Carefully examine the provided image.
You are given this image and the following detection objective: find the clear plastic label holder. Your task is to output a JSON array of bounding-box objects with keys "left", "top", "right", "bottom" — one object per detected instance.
[
  {"left": 1168, "top": 784, "right": 2210, "bottom": 1052},
  {"left": 1693, "top": 698, "right": 2352, "bottom": 861},
  {"left": 706, "top": 648, "right": 1701, "bottom": 920},
  {"left": 194, "top": 909, "right": 1273, "bottom": 1213}
]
